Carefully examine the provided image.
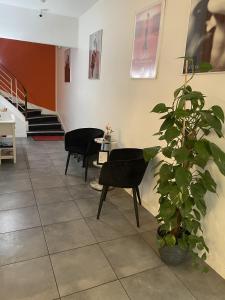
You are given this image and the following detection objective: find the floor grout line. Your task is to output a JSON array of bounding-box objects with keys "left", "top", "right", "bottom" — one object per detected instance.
[{"left": 29, "top": 171, "right": 62, "bottom": 300}]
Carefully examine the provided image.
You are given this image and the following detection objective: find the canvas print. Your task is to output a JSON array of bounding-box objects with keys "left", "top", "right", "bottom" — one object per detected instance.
[
  {"left": 185, "top": 0, "right": 225, "bottom": 73},
  {"left": 64, "top": 48, "right": 71, "bottom": 83},
  {"left": 130, "top": 1, "right": 165, "bottom": 79},
  {"left": 88, "top": 30, "right": 103, "bottom": 79}
]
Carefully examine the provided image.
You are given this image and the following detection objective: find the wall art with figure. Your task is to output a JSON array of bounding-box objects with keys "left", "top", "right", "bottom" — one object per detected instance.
[
  {"left": 130, "top": 1, "right": 165, "bottom": 79},
  {"left": 88, "top": 30, "right": 103, "bottom": 79},
  {"left": 64, "top": 48, "right": 71, "bottom": 83},
  {"left": 185, "top": 0, "right": 225, "bottom": 73}
]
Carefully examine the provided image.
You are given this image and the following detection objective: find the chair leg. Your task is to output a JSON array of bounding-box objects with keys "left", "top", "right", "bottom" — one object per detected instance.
[
  {"left": 132, "top": 188, "right": 140, "bottom": 228},
  {"left": 65, "top": 152, "right": 71, "bottom": 175},
  {"left": 136, "top": 186, "right": 142, "bottom": 206},
  {"left": 82, "top": 156, "right": 86, "bottom": 168},
  {"left": 84, "top": 156, "right": 89, "bottom": 182},
  {"left": 97, "top": 186, "right": 108, "bottom": 219}
]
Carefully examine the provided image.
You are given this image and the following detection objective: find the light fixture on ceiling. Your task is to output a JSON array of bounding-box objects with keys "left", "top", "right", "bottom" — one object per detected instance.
[{"left": 38, "top": 8, "right": 48, "bottom": 18}]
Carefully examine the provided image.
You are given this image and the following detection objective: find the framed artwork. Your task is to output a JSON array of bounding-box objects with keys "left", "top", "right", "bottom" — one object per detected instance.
[
  {"left": 185, "top": 0, "right": 225, "bottom": 73},
  {"left": 130, "top": 0, "right": 165, "bottom": 79},
  {"left": 64, "top": 48, "right": 71, "bottom": 83},
  {"left": 88, "top": 29, "right": 103, "bottom": 79},
  {"left": 97, "top": 150, "right": 109, "bottom": 165}
]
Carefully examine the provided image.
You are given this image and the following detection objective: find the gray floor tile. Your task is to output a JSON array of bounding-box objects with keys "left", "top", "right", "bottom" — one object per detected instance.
[
  {"left": 34, "top": 187, "right": 72, "bottom": 205},
  {"left": 38, "top": 201, "right": 82, "bottom": 225},
  {"left": 63, "top": 175, "right": 85, "bottom": 186},
  {"left": 0, "top": 178, "right": 32, "bottom": 194},
  {"left": 28, "top": 166, "right": 59, "bottom": 178},
  {"left": 68, "top": 184, "right": 99, "bottom": 200},
  {"left": 0, "top": 190, "right": 35, "bottom": 211},
  {"left": 62, "top": 281, "right": 129, "bottom": 300},
  {"left": 121, "top": 266, "right": 195, "bottom": 300},
  {"left": 51, "top": 244, "right": 116, "bottom": 297},
  {"left": 169, "top": 259, "right": 225, "bottom": 300},
  {"left": 27, "top": 152, "right": 50, "bottom": 161},
  {"left": 75, "top": 197, "right": 117, "bottom": 218},
  {"left": 0, "top": 256, "right": 59, "bottom": 300},
  {"left": 100, "top": 235, "right": 162, "bottom": 278},
  {"left": 0, "top": 206, "right": 41, "bottom": 233},
  {"left": 141, "top": 230, "right": 159, "bottom": 256},
  {"left": 108, "top": 189, "right": 133, "bottom": 211},
  {"left": 0, "top": 227, "right": 48, "bottom": 266},
  {"left": 123, "top": 206, "right": 158, "bottom": 233},
  {"left": 0, "top": 169, "right": 29, "bottom": 181},
  {"left": 86, "top": 210, "right": 136, "bottom": 242},
  {"left": 31, "top": 175, "right": 65, "bottom": 190},
  {"left": 0, "top": 159, "right": 28, "bottom": 170},
  {"left": 28, "top": 159, "right": 55, "bottom": 169},
  {"left": 44, "top": 219, "right": 96, "bottom": 253}
]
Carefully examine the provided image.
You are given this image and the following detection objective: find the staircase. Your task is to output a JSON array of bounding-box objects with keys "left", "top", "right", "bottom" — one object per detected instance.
[{"left": 0, "top": 63, "right": 64, "bottom": 137}]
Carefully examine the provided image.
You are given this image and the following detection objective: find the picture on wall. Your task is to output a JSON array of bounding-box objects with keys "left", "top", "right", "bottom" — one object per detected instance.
[
  {"left": 88, "top": 29, "right": 103, "bottom": 79},
  {"left": 185, "top": 0, "right": 225, "bottom": 73},
  {"left": 130, "top": 0, "right": 165, "bottom": 79},
  {"left": 64, "top": 48, "right": 71, "bottom": 83}
]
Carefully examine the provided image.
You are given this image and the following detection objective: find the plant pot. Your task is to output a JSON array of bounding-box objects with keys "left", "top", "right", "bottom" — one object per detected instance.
[
  {"left": 159, "top": 245, "right": 189, "bottom": 266},
  {"left": 157, "top": 227, "right": 189, "bottom": 265}
]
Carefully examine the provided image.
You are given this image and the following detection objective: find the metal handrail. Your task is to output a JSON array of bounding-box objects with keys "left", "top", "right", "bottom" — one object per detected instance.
[{"left": 0, "top": 63, "right": 28, "bottom": 119}]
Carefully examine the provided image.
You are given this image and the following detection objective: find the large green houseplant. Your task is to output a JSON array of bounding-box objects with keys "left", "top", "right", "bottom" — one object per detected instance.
[{"left": 144, "top": 59, "right": 225, "bottom": 266}]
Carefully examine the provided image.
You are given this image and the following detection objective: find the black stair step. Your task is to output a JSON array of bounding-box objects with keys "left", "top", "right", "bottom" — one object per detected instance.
[
  {"left": 27, "top": 130, "right": 65, "bottom": 136},
  {"left": 23, "top": 109, "right": 42, "bottom": 118},
  {"left": 27, "top": 115, "right": 59, "bottom": 124},
  {"left": 29, "top": 123, "right": 62, "bottom": 131}
]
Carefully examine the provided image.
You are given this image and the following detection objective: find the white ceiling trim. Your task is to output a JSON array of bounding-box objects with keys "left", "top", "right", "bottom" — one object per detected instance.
[{"left": 0, "top": 0, "right": 98, "bottom": 18}]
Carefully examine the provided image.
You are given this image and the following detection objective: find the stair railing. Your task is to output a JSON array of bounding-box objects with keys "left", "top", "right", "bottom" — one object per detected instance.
[{"left": 0, "top": 63, "right": 28, "bottom": 119}]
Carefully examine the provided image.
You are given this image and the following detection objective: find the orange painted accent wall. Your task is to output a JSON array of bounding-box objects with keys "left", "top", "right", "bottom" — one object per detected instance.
[{"left": 0, "top": 38, "right": 56, "bottom": 111}]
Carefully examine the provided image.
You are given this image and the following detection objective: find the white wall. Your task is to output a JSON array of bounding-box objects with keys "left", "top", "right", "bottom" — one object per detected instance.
[
  {"left": 0, "top": 3, "right": 78, "bottom": 47},
  {"left": 57, "top": 0, "right": 225, "bottom": 279}
]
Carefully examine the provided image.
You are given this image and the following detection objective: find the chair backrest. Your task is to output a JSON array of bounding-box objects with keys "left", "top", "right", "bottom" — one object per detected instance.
[
  {"left": 100, "top": 148, "right": 148, "bottom": 188},
  {"left": 65, "top": 128, "right": 104, "bottom": 147},
  {"left": 109, "top": 148, "right": 143, "bottom": 161}
]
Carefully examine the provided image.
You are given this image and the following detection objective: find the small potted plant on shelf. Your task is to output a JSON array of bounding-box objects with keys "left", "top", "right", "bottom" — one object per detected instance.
[{"left": 144, "top": 58, "right": 225, "bottom": 267}]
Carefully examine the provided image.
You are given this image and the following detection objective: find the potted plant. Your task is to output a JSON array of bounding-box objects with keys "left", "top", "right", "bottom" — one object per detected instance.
[{"left": 144, "top": 58, "right": 225, "bottom": 266}]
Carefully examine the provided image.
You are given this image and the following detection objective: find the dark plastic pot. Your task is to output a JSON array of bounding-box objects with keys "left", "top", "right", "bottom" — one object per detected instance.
[
  {"left": 157, "top": 227, "right": 189, "bottom": 266},
  {"left": 159, "top": 245, "right": 189, "bottom": 266}
]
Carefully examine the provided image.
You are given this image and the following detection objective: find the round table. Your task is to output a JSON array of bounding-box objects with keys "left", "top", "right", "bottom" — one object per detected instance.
[{"left": 90, "top": 137, "right": 116, "bottom": 191}]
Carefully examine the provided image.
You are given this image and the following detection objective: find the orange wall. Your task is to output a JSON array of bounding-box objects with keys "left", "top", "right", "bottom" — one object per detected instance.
[{"left": 0, "top": 38, "right": 56, "bottom": 111}]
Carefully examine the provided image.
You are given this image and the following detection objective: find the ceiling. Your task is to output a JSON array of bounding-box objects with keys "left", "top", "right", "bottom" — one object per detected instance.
[{"left": 0, "top": 0, "right": 99, "bottom": 18}]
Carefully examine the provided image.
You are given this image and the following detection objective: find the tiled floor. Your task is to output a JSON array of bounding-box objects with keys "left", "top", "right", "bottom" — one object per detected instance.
[{"left": 0, "top": 138, "right": 225, "bottom": 300}]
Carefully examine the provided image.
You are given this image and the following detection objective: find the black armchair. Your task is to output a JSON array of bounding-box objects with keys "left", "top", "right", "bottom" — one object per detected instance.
[
  {"left": 65, "top": 128, "right": 104, "bottom": 181},
  {"left": 97, "top": 148, "right": 148, "bottom": 227}
]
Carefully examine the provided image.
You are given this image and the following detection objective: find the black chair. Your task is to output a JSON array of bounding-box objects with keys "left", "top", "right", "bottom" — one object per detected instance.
[
  {"left": 65, "top": 128, "right": 104, "bottom": 181},
  {"left": 97, "top": 148, "right": 148, "bottom": 227}
]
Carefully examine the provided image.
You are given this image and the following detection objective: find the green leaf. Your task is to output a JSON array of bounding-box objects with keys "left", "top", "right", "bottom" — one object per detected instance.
[
  {"left": 194, "top": 197, "right": 207, "bottom": 216},
  {"left": 175, "top": 167, "right": 192, "bottom": 188},
  {"left": 193, "top": 209, "right": 201, "bottom": 221},
  {"left": 164, "top": 127, "right": 180, "bottom": 143},
  {"left": 144, "top": 146, "right": 160, "bottom": 162},
  {"left": 200, "top": 170, "right": 217, "bottom": 193},
  {"left": 173, "top": 147, "right": 189, "bottom": 163},
  {"left": 209, "top": 142, "right": 225, "bottom": 176},
  {"left": 194, "top": 140, "right": 211, "bottom": 160},
  {"left": 199, "top": 62, "right": 213, "bottom": 72},
  {"left": 212, "top": 105, "right": 224, "bottom": 123},
  {"left": 152, "top": 103, "right": 168, "bottom": 113},
  {"left": 159, "top": 164, "right": 172, "bottom": 183},
  {"left": 165, "top": 234, "right": 176, "bottom": 247},
  {"left": 162, "top": 147, "right": 172, "bottom": 158},
  {"left": 160, "top": 117, "right": 175, "bottom": 131},
  {"left": 159, "top": 200, "right": 176, "bottom": 219}
]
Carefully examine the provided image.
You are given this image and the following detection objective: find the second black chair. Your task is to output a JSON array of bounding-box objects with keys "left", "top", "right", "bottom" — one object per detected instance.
[
  {"left": 65, "top": 128, "right": 104, "bottom": 181},
  {"left": 97, "top": 148, "right": 148, "bottom": 227}
]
